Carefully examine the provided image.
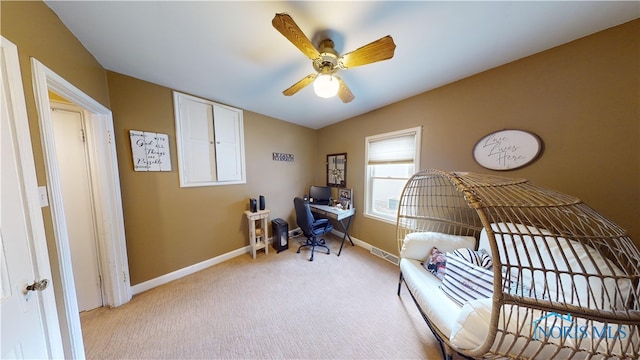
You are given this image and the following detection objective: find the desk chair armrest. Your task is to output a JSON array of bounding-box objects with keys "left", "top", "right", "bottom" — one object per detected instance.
[{"left": 311, "top": 218, "right": 331, "bottom": 231}]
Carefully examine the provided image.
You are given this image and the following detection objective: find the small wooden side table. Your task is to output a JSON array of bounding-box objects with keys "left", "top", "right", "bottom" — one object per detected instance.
[{"left": 244, "top": 209, "right": 270, "bottom": 259}]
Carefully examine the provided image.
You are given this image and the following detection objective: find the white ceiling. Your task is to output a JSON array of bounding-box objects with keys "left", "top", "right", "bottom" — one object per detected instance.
[{"left": 44, "top": 1, "right": 639, "bottom": 129}]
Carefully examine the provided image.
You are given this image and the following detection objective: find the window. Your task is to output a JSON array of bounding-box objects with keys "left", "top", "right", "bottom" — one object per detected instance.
[
  {"left": 173, "top": 91, "right": 246, "bottom": 187},
  {"left": 364, "top": 127, "right": 421, "bottom": 223}
]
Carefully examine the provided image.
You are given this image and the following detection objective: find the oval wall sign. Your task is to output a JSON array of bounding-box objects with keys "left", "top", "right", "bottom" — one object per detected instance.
[{"left": 473, "top": 129, "right": 542, "bottom": 171}]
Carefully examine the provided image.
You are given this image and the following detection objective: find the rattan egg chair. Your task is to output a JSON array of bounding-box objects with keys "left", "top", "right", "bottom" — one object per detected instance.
[{"left": 396, "top": 169, "right": 639, "bottom": 359}]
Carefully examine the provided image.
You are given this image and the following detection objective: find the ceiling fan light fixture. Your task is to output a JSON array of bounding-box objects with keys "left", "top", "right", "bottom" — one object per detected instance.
[
  {"left": 272, "top": 13, "right": 394, "bottom": 103},
  {"left": 313, "top": 74, "right": 339, "bottom": 98}
]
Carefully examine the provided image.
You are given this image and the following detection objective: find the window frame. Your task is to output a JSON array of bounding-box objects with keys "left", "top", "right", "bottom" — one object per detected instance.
[{"left": 363, "top": 126, "right": 422, "bottom": 224}]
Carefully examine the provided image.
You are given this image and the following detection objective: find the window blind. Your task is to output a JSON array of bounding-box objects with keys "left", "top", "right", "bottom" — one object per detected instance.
[{"left": 367, "top": 133, "right": 416, "bottom": 164}]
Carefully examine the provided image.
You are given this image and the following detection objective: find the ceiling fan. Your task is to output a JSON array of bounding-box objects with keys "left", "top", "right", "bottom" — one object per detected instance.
[{"left": 272, "top": 13, "right": 396, "bottom": 103}]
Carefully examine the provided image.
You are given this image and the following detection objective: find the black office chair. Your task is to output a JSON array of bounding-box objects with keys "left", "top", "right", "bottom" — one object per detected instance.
[{"left": 294, "top": 197, "right": 333, "bottom": 261}]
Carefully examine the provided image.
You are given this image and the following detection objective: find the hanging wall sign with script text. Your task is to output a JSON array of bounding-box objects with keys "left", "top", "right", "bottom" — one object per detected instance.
[
  {"left": 473, "top": 129, "right": 542, "bottom": 171},
  {"left": 129, "top": 130, "right": 171, "bottom": 171}
]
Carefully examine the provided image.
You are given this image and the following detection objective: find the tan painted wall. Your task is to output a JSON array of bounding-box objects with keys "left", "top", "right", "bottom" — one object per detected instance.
[
  {"left": 1, "top": 1, "right": 112, "bottom": 356},
  {"left": 106, "top": 72, "right": 317, "bottom": 285},
  {"left": 317, "top": 19, "right": 640, "bottom": 254}
]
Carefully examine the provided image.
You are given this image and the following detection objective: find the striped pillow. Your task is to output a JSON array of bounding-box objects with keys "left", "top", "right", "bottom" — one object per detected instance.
[
  {"left": 452, "top": 248, "right": 493, "bottom": 270},
  {"left": 441, "top": 252, "right": 494, "bottom": 306}
]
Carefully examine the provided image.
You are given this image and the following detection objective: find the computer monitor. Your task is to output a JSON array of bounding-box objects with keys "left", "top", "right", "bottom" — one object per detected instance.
[{"left": 309, "top": 185, "right": 331, "bottom": 205}]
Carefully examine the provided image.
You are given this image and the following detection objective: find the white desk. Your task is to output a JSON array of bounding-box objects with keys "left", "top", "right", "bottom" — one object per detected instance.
[{"left": 309, "top": 204, "right": 355, "bottom": 256}]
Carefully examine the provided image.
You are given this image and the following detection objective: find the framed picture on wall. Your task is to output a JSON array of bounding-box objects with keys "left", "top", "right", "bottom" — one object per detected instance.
[{"left": 327, "top": 153, "right": 347, "bottom": 187}]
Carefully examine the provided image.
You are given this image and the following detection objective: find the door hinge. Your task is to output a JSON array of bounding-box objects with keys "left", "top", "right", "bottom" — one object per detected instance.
[
  {"left": 80, "top": 128, "right": 86, "bottom": 142},
  {"left": 123, "top": 271, "right": 128, "bottom": 283},
  {"left": 107, "top": 130, "right": 113, "bottom": 144}
]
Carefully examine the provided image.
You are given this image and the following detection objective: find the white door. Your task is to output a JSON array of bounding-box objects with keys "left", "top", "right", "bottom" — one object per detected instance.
[
  {"left": 212, "top": 104, "right": 243, "bottom": 182},
  {"left": 51, "top": 103, "right": 103, "bottom": 312},
  {"left": 1, "top": 37, "right": 64, "bottom": 359}
]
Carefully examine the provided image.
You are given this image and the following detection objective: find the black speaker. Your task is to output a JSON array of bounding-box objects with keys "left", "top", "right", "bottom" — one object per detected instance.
[
  {"left": 249, "top": 198, "right": 257, "bottom": 212},
  {"left": 259, "top": 195, "right": 265, "bottom": 210}
]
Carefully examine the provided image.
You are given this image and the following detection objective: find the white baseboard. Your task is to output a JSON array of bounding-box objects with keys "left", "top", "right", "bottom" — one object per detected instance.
[
  {"left": 131, "top": 230, "right": 384, "bottom": 296},
  {"left": 130, "top": 245, "right": 251, "bottom": 295},
  {"left": 330, "top": 228, "right": 371, "bottom": 251},
  {"left": 293, "top": 228, "right": 372, "bottom": 253}
]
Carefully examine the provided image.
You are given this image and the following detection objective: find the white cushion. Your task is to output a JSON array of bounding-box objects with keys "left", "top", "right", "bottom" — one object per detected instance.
[
  {"left": 400, "top": 232, "right": 476, "bottom": 261},
  {"left": 479, "top": 223, "right": 631, "bottom": 310},
  {"left": 450, "top": 299, "right": 568, "bottom": 356},
  {"left": 400, "top": 258, "right": 463, "bottom": 338},
  {"left": 449, "top": 297, "right": 493, "bottom": 349},
  {"left": 450, "top": 298, "right": 639, "bottom": 357}
]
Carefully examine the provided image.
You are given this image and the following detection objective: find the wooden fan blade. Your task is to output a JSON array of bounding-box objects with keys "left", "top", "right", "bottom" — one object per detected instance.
[
  {"left": 272, "top": 13, "right": 320, "bottom": 60},
  {"left": 283, "top": 74, "right": 317, "bottom": 96},
  {"left": 336, "top": 76, "right": 355, "bottom": 103},
  {"left": 339, "top": 35, "right": 396, "bottom": 69}
]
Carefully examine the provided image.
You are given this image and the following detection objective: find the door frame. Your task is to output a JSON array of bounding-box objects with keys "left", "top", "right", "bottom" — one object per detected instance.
[
  {"left": 51, "top": 100, "right": 106, "bottom": 311},
  {"left": 2, "top": 36, "right": 64, "bottom": 358},
  {"left": 31, "top": 58, "right": 131, "bottom": 358}
]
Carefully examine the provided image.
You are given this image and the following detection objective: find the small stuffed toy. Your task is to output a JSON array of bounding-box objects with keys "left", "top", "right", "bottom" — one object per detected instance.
[{"left": 425, "top": 247, "right": 447, "bottom": 280}]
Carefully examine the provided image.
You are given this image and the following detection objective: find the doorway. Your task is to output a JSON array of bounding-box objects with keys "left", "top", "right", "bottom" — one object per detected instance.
[
  {"left": 50, "top": 100, "right": 104, "bottom": 312},
  {"left": 31, "top": 58, "right": 131, "bottom": 358}
]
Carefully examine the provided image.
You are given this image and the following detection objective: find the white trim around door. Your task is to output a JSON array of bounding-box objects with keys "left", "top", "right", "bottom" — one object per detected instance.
[{"left": 31, "top": 58, "right": 131, "bottom": 358}]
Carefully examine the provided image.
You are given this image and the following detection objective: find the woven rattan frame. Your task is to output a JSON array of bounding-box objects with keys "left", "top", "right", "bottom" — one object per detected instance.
[{"left": 397, "top": 169, "right": 639, "bottom": 359}]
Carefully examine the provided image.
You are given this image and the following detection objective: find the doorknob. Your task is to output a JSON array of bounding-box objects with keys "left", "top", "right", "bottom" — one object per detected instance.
[{"left": 25, "top": 279, "right": 49, "bottom": 293}]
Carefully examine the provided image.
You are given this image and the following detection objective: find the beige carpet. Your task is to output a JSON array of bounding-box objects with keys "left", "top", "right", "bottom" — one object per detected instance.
[{"left": 80, "top": 234, "right": 444, "bottom": 359}]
